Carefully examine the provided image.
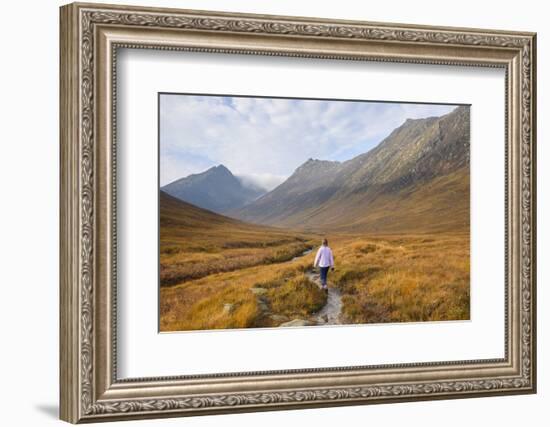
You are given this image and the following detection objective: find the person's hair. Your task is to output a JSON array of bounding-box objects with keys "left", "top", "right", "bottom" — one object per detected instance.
[{"left": 322, "top": 238, "right": 328, "bottom": 246}]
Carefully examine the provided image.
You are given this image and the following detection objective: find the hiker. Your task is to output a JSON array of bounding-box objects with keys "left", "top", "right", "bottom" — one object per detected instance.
[{"left": 313, "top": 238, "right": 335, "bottom": 293}]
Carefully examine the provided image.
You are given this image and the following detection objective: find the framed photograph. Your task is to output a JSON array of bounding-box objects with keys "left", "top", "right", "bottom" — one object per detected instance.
[{"left": 60, "top": 2, "right": 537, "bottom": 423}]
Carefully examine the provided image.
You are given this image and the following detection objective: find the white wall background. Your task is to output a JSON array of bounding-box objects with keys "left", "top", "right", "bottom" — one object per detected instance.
[{"left": 0, "top": 0, "right": 545, "bottom": 425}]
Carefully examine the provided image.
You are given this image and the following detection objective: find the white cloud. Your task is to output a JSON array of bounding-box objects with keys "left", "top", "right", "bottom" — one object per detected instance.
[
  {"left": 237, "top": 173, "right": 288, "bottom": 192},
  {"left": 160, "top": 152, "right": 215, "bottom": 186}
]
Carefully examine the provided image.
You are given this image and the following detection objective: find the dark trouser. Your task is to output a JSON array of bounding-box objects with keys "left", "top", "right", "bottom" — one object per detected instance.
[{"left": 319, "top": 266, "right": 330, "bottom": 287}]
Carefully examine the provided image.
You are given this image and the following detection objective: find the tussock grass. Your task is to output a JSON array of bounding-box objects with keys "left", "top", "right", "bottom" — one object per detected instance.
[
  {"left": 160, "top": 191, "right": 315, "bottom": 286},
  {"left": 333, "top": 233, "right": 470, "bottom": 324},
  {"left": 266, "top": 275, "right": 327, "bottom": 317},
  {"left": 160, "top": 242, "right": 310, "bottom": 286},
  {"left": 160, "top": 259, "right": 325, "bottom": 331},
  {"left": 159, "top": 192, "right": 470, "bottom": 331}
]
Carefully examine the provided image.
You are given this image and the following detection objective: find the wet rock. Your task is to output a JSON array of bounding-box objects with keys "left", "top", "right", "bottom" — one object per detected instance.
[
  {"left": 256, "top": 296, "right": 270, "bottom": 313},
  {"left": 315, "top": 314, "right": 329, "bottom": 325},
  {"left": 270, "top": 314, "right": 288, "bottom": 323}
]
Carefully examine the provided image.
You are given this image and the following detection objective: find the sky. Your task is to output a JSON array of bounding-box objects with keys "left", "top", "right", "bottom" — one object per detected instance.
[{"left": 159, "top": 94, "right": 457, "bottom": 190}]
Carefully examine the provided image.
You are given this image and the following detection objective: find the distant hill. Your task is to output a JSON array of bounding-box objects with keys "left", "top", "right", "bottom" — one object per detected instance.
[
  {"left": 161, "top": 164, "right": 265, "bottom": 214},
  {"left": 160, "top": 190, "right": 245, "bottom": 232},
  {"left": 160, "top": 190, "right": 300, "bottom": 238},
  {"left": 231, "top": 106, "right": 470, "bottom": 233}
]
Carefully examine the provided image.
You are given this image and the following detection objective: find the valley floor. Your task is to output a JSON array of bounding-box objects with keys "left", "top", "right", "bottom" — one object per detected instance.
[{"left": 159, "top": 230, "right": 470, "bottom": 332}]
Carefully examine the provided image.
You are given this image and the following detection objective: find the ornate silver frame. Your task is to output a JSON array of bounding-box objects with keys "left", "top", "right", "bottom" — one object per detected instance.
[{"left": 60, "top": 2, "right": 537, "bottom": 423}]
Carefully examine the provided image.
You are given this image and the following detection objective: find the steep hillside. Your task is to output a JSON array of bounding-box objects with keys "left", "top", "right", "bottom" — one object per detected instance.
[
  {"left": 232, "top": 106, "right": 470, "bottom": 233},
  {"left": 159, "top": 191, "right": 314, "bottom": 285}
]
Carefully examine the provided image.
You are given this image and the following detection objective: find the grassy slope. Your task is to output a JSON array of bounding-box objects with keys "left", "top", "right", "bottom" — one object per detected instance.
[
  {"left": 160, "top": 231, "right": 470, "bottom": 331},
  {"left": 160, "top": 191, "right": 316, "bottom": 285},
  {"left": 160, "top": 255, "right": 327, "bottom": 332},
  {"left": 330, "top": 233, "right": 470, "bottom": 323},
  {"left": 330, "top": 167, "right": 469, "bottom": 233},
  {"left": 160, "top": 192, "right": 328, "bottom": 331},
  {"left": 259, "top": 167, "right": 469, "bottom": 234}
]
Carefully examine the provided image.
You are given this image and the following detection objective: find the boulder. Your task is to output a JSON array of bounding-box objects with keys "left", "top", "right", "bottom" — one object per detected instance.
[{"left": 270, "top": 314, "right": 288, "bottom": 323}]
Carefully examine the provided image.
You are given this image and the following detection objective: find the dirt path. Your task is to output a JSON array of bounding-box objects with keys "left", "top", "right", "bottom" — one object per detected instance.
[
  {"left": 305, "top": 269, "right": 343, "bottom": 325},
  {"left": 281, "top": 247, "right": 343, "bottom": 326}
]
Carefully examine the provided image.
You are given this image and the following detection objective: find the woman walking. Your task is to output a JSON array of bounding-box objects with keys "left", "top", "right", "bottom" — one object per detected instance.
[{"left": 313, "top": 238, "right": 335, "bottom": 293}]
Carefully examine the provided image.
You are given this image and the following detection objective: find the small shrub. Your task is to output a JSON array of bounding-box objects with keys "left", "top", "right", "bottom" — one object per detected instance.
[
  {"left": 358, "top": 243, "right": 379, "bottom": 254},
  {"left": 333, "top": 268, "right": 368, "bottom": 287},
  {"left": 268, "top": 275, "right": 327, "bottom": 317}
]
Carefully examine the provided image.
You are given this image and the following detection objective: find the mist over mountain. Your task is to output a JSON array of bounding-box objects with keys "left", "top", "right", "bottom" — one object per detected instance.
[
  {"left": 231, "top": 106, "right": 470, "bottom": 233},
  {"left": 161, "top": 164, "right": 265, "bottom": 214},
  {"left": 236, "top": 173, "right": 287, "bottom": 192}
]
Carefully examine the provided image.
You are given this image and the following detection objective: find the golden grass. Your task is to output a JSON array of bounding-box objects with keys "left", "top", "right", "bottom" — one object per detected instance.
[
  {"left": 160, "top": 257, "right": 324, "bottom": 331},
  {"left": 161, "top": 241, "right": 312, "bottom": 285},
  {"left": 264, "top": 275, "right": 326, "bottom": 318},
  {"left": 331, "top": 233, "right": 470, "bottom": 323},
  {"left": 159, "top": 192, "right": 470, "bottom": 332},
  {"left": 160, "top": 191, "right": 316, "bottom": 286}
]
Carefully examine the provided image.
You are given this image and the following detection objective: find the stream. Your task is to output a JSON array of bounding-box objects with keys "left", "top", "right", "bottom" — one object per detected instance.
[{"left": 305, "top": 269, "right": 343, "bottom": 325}]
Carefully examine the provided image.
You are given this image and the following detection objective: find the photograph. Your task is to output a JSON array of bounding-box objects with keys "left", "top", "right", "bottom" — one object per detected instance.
[{"left": 158, "top": 94, "right": 471, "bottom": 332}]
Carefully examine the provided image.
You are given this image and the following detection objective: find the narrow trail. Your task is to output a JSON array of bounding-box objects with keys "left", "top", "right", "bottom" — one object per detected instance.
[
  {"left": 269, "top": 247, "right": 344, "bottom": 327},
  {"left": 305, "top": 269, "right": 343, "bottom": 325}
]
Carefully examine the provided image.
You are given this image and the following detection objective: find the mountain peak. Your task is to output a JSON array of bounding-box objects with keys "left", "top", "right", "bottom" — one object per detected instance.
[
  {"left": 215, "top": 164, "right": 230, "bottom": 172},
  {"left": 402, "top": 115, "right": 437, "bottom": 126},
  {"left": 296, "top": 158, "right": 340, "bottom": 173},
  {"left": 205, "top": 164, "right": 232, "bottom": 176},
  {"left": 161, "top": 164, "right": 265, "bottom": 213}
]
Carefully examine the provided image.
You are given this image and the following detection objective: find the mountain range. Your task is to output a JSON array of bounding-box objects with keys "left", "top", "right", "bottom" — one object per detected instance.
[{"left": 163, "top": 106, "right": 470, "bottom": 233}]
